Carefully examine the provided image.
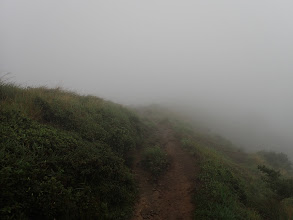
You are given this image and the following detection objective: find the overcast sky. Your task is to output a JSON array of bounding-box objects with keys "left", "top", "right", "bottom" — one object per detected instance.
[{"left": 1, "top": 1, "right": 293, "bottom": 154}]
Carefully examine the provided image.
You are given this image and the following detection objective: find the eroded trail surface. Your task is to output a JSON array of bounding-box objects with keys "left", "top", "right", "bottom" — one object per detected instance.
[{"left": 132, "top": 126, "right": 198, "bottom": 220}]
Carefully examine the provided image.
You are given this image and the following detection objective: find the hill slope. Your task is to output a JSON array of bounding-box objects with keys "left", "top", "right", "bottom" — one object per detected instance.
[
  {"left": 1, "top": 81, "right": 293, "bottom": 219},
  {"left": 0, "top": 82, "right": 143, "bottom": 219},
  {"left": 133, "top": 106, "right": 293, "bottom": 219}
]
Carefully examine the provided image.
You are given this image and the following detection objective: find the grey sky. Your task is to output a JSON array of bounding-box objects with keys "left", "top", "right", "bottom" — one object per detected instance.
[{"left": 1, "top": 1, "right": 293, "bottom": 154}]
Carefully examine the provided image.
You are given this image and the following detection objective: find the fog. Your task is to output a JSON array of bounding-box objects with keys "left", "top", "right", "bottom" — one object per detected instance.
[{"left": 1, "top": 1, "right": 293, "bottom": 156}]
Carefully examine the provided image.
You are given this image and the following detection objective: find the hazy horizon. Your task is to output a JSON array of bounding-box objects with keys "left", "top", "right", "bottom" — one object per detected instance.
[{"left": 1, "top": 1, "right": 293, "bottom": 157}]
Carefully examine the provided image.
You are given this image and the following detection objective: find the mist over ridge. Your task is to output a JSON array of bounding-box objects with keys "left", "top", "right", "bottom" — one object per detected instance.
[{"left": 1, "top": 0, "right": 293, "bottom": 157}]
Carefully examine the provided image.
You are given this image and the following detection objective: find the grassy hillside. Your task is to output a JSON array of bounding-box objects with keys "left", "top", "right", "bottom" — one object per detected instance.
[
  {"left": 135, "top": 106, "right": 293, "bottom": 219},
  {"left": 1, "top": 80, "right": 293, "bottom": 219},
  {"left": 0, "top": 81, "right": 143, "bottom": 219}
]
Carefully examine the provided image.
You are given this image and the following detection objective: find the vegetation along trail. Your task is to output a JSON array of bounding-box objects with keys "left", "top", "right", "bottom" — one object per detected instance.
[{"left": 132, "top": 125, "right": 199, "bottom": 220}]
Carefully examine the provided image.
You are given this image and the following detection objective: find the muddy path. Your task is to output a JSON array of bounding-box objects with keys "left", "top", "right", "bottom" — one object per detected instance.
[{"left": 132, "top": 126, "right": 199, "bottom": 220}]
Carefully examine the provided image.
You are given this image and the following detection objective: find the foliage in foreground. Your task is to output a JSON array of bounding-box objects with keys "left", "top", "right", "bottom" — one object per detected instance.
[
  {"left": 258, "top": 165, "right": 293, "bottom": 199},
  {"left": 180, "top": 139, "right": 260, "bottom": 219},
  {"left": 0, "top": 81, "right": 143, "bottom": 219},
  {"left": 178, "top": 132, "right": 290, "bottom": 219}
]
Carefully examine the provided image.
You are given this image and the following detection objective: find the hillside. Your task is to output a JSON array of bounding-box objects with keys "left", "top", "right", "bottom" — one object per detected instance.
[
  {"left": 1, "top": 81, "right": 293, "bottom": 219},
  {"left": 0, "top": 81, "right": 143, "bottom": 219}
]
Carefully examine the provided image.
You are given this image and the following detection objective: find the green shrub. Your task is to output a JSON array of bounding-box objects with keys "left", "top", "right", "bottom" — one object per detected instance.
[
  {"left": 33, "top": 95, "right": 143, "bottom": 157},
  {"left": 141, "top": 145, "right": 169, "bottom": 178},
  {"left": 258, "top": 151, "right": 292, "bottom": 171},
  {"left": 0, "top": 92, "right": 141, "bottom": 219},
  {"left": 193, "top": 159, "right": 253, "bottom": 220},
  {"left": 258, "top": 165, "right": 293, "bottom": 199},
  {"left": 178, "top": 138, "right": 263, "bottom": 219}
]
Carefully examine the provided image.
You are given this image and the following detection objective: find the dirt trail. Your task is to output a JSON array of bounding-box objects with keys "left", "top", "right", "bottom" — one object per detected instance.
[{"left": 132, "top": 126, "right": 198, "bottom": 220}]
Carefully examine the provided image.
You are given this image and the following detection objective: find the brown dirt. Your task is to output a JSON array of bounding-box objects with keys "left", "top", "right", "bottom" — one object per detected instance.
[{"left": 132, "top": 126, "right": 199, "bottom": 220}]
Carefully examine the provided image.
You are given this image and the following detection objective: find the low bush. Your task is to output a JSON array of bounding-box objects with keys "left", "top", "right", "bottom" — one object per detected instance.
[
  {"left": 193, "top": 159, "right": 256, "bottom": 220},
  {"left": 257, "top": 151, "right": 292, "bottom": 171},
  {"left": 141, "top": 145, "right": 169, "bottom": 178},
  {"left": 0, "top": 81, "right": 144, "bottom": 219},
  {"left": 258, "top": 165, "right": 293, "bottom": 199},
  {"left": 0, "top": 109, "right": 137, "bottom": 219},
  {"left": 180, "top": 138, "right": 262, "bottom": 219}
]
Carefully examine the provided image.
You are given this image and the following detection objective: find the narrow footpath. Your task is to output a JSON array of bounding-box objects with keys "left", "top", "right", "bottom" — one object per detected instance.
[{"left": 132, "top": 126, "right": 198, "bottom": 220}]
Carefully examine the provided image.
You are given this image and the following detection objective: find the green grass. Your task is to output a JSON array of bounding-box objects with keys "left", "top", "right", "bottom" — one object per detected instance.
[
  {"left": 180, "top": 135, "right": 290, "bottom": 219},
  {"left": 0, "top": 81, "right": 143, "bottom": 219}
]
